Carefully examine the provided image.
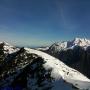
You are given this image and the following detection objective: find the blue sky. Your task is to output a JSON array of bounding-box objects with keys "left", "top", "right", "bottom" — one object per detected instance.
[{"left": 0, "top": 0, "right": 90, "bottom": 46}]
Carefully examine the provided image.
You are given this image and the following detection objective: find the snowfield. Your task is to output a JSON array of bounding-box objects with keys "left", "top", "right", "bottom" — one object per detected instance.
[{"left": 25, "top": 48, "right": 90, "bottom": 90}]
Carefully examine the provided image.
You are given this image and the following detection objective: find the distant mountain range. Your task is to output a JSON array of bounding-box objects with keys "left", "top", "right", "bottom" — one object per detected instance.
[
  {"left": 47, "top": 38, "right": 90, "bottom": 52},
  {"left": 0, "top": 38, "right": 90, "bottom": 90}
]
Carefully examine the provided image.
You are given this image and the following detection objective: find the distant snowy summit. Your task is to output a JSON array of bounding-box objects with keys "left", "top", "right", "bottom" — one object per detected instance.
[
  {"left": 48, "top": 38, "right": 90, "bottom": 52},
  {"left": 0, "top": 42, "right": 19, "bottom": 54},
  {"left": 73, "top": 38, "right": 90, "bottom": 47}
]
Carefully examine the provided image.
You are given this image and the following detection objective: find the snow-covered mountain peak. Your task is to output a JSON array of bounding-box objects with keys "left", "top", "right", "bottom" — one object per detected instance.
[
  {"left": 50, "top": 41, "right": 68, "bottom": 51},
  {"left": 72, "top": 37, "right": 90, "bottom": 47},
  {"left": 49, "top": 38, "right": 90, "bottom": 53},
  {"left": 0, "top": 42, "right": 14, "bottom": 48},
  {"left": 0, "top": 42, "right": 19, "bottom": 54}
]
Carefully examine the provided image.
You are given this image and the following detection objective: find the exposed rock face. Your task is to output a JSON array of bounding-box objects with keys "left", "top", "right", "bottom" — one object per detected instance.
[{"left": 0, "top": 47, "right": 39, "bottom": 89}]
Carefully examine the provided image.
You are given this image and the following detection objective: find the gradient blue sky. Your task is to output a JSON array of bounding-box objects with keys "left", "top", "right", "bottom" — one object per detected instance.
[{"left": 0, "top": 0, "right": 90, "bottom": 46}]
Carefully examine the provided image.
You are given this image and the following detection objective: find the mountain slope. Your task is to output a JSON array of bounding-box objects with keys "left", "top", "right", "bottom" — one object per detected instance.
[
  {"left": 45, "top": 38, "right": 90, "bottom": 78},
  {"left": 25, "top": 48, "right": 90, "bottom": 90}
]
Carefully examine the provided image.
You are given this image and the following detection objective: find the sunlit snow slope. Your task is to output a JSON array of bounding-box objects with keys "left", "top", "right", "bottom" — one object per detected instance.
[{"left": 25, "top": 48, "right": 90, "bottom": 90}]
